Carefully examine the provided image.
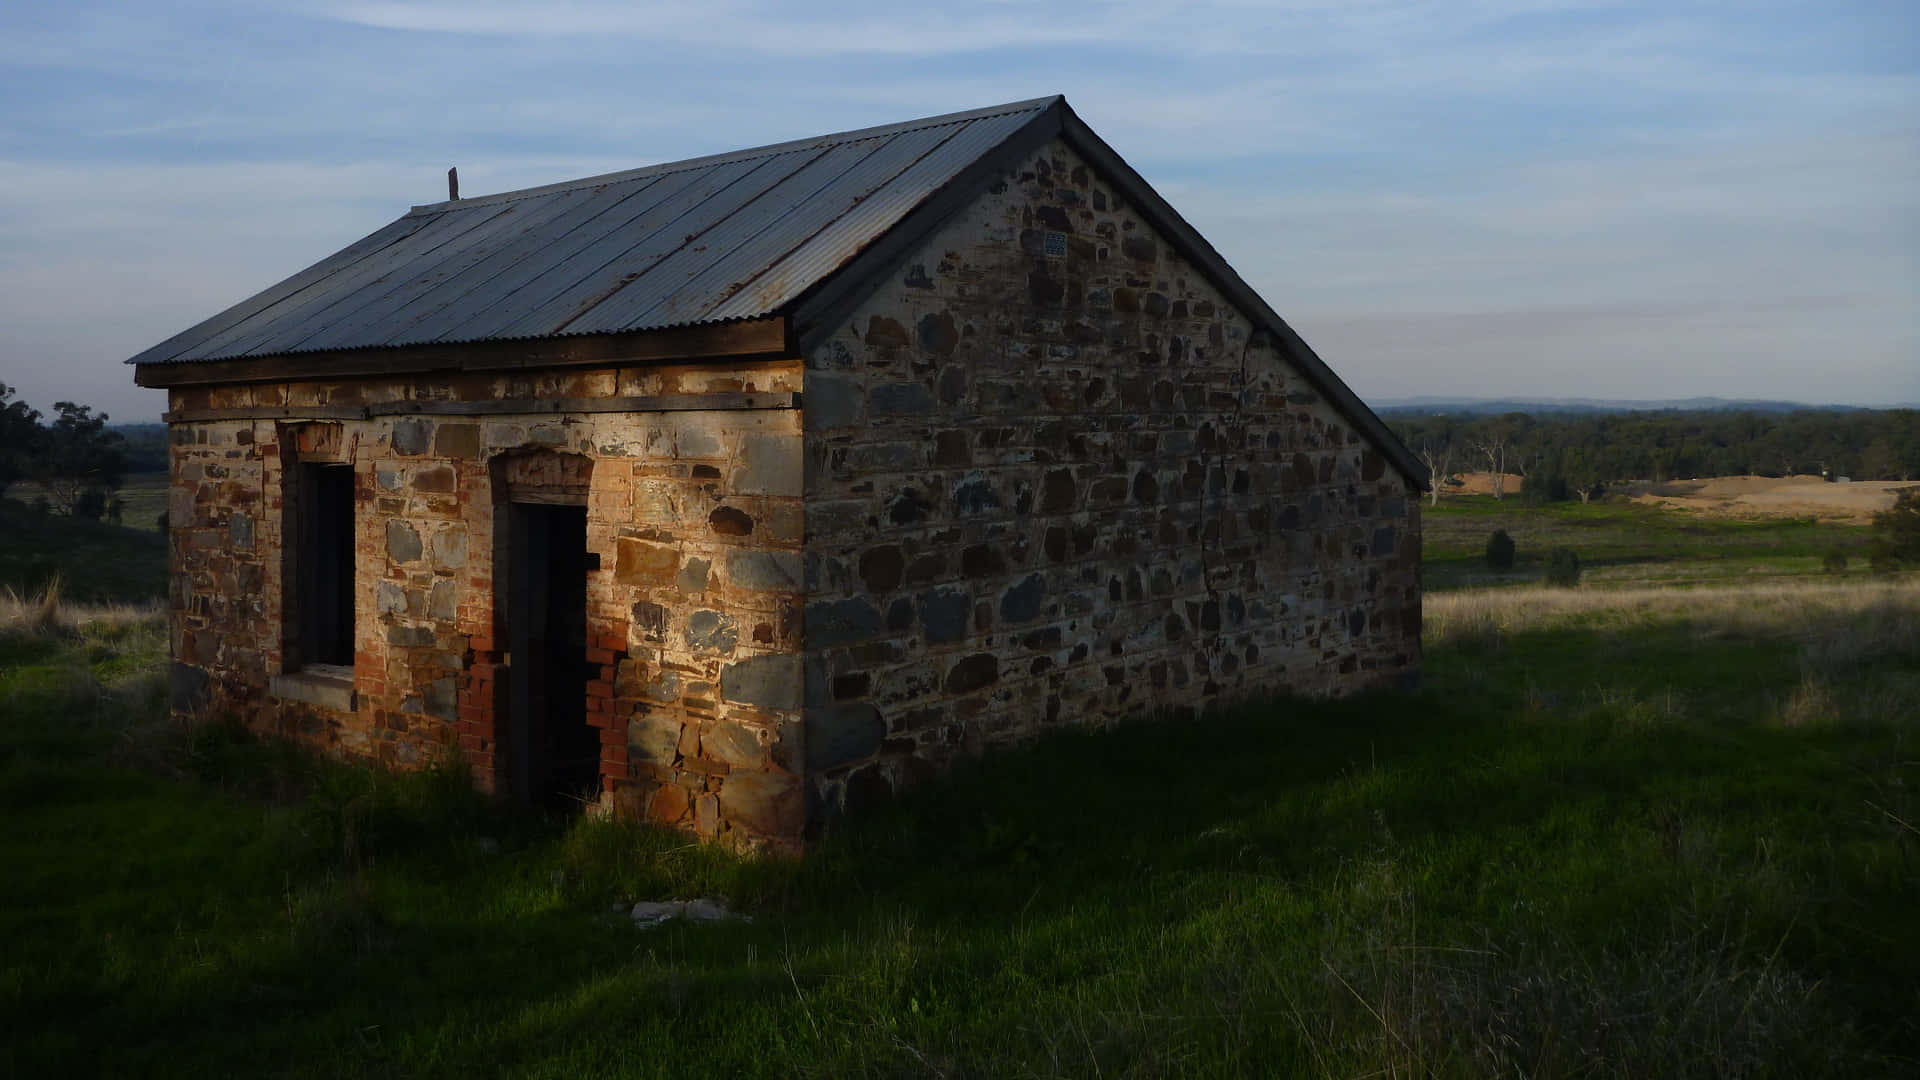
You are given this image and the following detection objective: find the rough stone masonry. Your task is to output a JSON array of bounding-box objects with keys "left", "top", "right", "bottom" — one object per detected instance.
[{"left": 158, "top": 133, "right": 1420, "bottom": 854}]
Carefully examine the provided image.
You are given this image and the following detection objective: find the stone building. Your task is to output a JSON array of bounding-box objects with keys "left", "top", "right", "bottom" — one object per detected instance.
[{"left": 131, "top": 96, "right": 1424, "bottom": 851}]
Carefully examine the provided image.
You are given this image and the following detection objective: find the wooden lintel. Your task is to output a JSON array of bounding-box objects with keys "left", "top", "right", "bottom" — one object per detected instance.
[
  {"left": 161, "top": 392, "right": 800, "bottom": 424},
  {"left": 133, "top": 318, "right": 791, "bottom": 389}
]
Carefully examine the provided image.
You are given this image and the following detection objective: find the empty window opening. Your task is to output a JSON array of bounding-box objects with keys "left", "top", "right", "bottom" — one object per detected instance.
[{"left": 297, "top": 463, "right": 355, "bottom": 668}]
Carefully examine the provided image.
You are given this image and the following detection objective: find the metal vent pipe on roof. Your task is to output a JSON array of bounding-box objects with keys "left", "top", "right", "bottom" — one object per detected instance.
[{"left": 448, "top": 167, "right": 459, "bottom": 201}]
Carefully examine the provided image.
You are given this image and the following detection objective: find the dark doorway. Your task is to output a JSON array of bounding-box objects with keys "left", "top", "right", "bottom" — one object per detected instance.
[{"left": 506, "top": 503, "right": 598, "bottom": 810}]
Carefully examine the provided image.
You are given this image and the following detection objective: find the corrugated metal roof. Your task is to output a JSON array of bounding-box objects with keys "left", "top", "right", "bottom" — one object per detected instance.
[{"left": 129, "top": 96, "right": 1062, "bottom": 365}]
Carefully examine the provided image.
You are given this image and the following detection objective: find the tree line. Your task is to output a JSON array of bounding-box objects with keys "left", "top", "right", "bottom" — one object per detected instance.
[
  {"left": 1388, "top": 408, "right": 1920, "bottom": 503},
  {"left": 0, "top": 382, "right": 130, "bottom": 519}
]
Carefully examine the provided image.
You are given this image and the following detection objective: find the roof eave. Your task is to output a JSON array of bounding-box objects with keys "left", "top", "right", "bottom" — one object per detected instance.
[{"left": 132, "top": 316, "right": 791, "bottom": 390}]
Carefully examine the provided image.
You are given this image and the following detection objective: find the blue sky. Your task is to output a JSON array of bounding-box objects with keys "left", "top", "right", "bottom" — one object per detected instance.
[{"left": 2, "top": 0, "right": 1915, "bottom": 421}]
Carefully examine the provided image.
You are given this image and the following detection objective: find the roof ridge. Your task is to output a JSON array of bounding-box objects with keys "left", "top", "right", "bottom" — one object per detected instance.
[{"left": 407, "top": 95, "right": 1064, "bottom": 217}]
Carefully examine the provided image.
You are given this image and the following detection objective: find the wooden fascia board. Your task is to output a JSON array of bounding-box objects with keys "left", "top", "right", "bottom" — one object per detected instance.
[
  {"left": 161, "top": 392, "right": 799, "bottom": 423},
  {"left": 133, "top": 317, "right": 791, "bottom": 389}
]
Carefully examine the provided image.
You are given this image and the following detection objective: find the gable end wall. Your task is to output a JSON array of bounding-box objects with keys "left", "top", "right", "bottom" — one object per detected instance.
[{"left": 802, "top": 136, "right": 1421, "bottom": 818}]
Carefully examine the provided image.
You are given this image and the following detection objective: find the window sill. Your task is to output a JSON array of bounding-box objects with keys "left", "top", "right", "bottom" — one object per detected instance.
[{"left": 270, "top": 665, "right": 357, "bottom": 712}]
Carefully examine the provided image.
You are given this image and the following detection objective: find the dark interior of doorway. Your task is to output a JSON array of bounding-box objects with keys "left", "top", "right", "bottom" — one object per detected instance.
[{"left": 506, "top": 503, "right": 599, "bottom": 811}]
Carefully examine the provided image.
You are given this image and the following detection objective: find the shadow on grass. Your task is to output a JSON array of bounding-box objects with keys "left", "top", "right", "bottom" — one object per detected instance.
[{"left": 4, "top": 614, "right": 1916, "bottom": 1077}]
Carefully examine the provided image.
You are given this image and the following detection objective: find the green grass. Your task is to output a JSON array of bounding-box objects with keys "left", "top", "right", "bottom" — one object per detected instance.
[
  {"left": 1423, "top": 495, "right": 1874, "bottom": 590},
  {"left": 0, "top": 496, "right": 168, "bottom": 603},
  {"left": 3, "top": 583, "right": 1916, "bottom": 1077},
  {"left": 113, "top": 472, "right": 172, "bottom": 534}
]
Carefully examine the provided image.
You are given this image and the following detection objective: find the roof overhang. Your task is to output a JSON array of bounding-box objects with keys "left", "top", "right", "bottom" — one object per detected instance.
[{"left": 133, "top": 316, "right": 789, "bottom": 389}]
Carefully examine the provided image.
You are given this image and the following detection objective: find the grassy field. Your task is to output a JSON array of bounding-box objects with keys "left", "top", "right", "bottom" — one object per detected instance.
[
  {"left": 0, "top": 497, "right": 168, "bottom": 604},
  {"left": 2, "top": 498, "right": 1916, "bottom": 1076},
  {"left": 1422, "top": 495, "right": 1874, "bottom": 590}
]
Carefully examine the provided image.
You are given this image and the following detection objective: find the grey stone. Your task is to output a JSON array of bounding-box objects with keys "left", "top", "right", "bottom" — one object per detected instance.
[
  {"left": 917, "top": 587, "right": 972, "bottom": 644},
  {"left": 805, "top": 597, "right": 884, "bottom": 648},
  {"left": 269, "top": 669, "right": 356, "bottom": 712},
  {"left": 387, "top": 520, "right": 422, "bottom": 563},
  {"left": 719, "top": 653, "right": 803, "bottom": 711},
  {"left": 732, "top": 433, "right": 802, "bottom": 496},
  {"left": 1372, "top": 526, "right": 1397, "bottom": 557},
  {"left": 428, "top": 579, "right": 458, "bottom": 621},
  {"left": 1000, "top": 574, "right": 1046, "bottom": 623},
  {"left": 377, "top": 581, "right": 408, "bottom": 616},
  {"left": 630, "top": 716, "right": 682, "bottom": 765},
  {"left": 685, "top": 609, "right": 738, "bottom": 653},
  {"left": 387, "top": 625, "right": 434, "bottom": 647},
  {"left": 847, "top": 442, "right": 922, "bottom": 472},
  {"left": 701, "top": 720, "right": 763, "bottom": 767},
  {"left": 952, "top": 472, "right": 999, "bottom": 515},
  {"left": 430, "top": 527, "right": 468, "bottom": 569},
  {"left": 427, "top": 677, "right": 457, "bottom": 719},
  {"left": 807, "top": 704, "right": 885, "bottom": 771},
  {"left": 806, "top": 373, "right": 864, "bottom": 430},
  {"left": 870, "top": 381, "right": 934, "bottom": 415},
  {"left": 392, "top": 419, "right": 432, "bottom": 455},
  {"left": 726, "top": 549, "right": 802, "bottom": 592},
  {"left": 228, "top": 512, "right": 253, "bottom": 550},
  {"left": 674, "top": 421, "right": 724, "bottom": 459}
]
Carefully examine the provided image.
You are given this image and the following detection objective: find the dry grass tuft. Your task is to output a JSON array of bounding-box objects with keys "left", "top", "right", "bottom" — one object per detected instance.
[
  {"left": 0, "top": 578, "right": 163, "bottom": 641},
  {"left": 1426, "top": 579, "right": 1920, "bottom": 649}
]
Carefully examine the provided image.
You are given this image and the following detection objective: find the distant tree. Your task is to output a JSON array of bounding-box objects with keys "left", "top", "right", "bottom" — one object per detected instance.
[
  {"left": 32, "top": 401, "right": 127, "bottom": 515},
  {"left": 1544, "top": 547, "right": 1581, "bottom": 586},
  {"left": 0, "top": 381, "right": 43, "bottom": 497},
  {"left": 73, "top": 486, "right": 109, "bottom": 522},
  {"left": 1417, "top": 442, "right": 1451, "bottom": 507},
  {"left": 1859, "top": 438, "right": 1903, "bottom": 481},
  {"left": 1869, "top": 488, "right": 1920, "bottom": 568},
  {"left": 1475, "top": 433, "right": 1512, "bottom": 499},
  {"left": 1822, "top": 548, "right": 1848, "bottom": 574},
  {"left": 1485, "top": 529, "right": 1516, "bottom": 570}
]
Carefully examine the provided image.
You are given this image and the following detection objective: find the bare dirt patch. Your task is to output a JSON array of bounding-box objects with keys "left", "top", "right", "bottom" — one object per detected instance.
[
  {"left": 1620, "top": 475, "right": 1919, "bottom": 524},
  {"left": 1436, "top": 472, "right": 1918, "bottom": 523}
]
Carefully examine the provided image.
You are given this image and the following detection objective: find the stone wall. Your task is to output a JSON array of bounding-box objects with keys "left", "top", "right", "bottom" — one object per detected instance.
[
  {"left": 800, "top": 136, "right": 1422, "bottom": 818},
  {"left": 165, "top": 359, "right": 812, "bottom": 848},
  {"left": 164, "top": 136, "right": 1422, "bottom": 850}
]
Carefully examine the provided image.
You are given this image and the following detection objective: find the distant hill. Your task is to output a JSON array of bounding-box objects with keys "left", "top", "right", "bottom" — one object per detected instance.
[{"left": 1372, "top": 397, "right": 1900, "bottom": 417}]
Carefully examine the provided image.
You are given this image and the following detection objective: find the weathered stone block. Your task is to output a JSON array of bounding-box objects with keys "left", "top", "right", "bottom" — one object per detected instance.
[
  {"left": 387, "top": 520, "right": 423, "bottom": 563},
  {"left": 870, "top": 382, "right": 934, "bottom": 415},
  {"left": 807, "top": 597, "right": 884, "bottom": 648},
  {"left": 807, "top": 703, "right": 885, "bottom": 770},
  {"left": 430, "top": 527, "right": 468, "bottom": 569},
  {"left": 733, "top": 433, "right": 802, "bottom": 496},
  {"left": 805, "top": 373, "right": 864, "bottom": 430},
  {"left": 615, "top": 538, "right": 678, "bottom": 585},
  {"left": 701, "top": 720, "right": 763, "bottom": 767},
  {"left": 720, "top": 770, "right": 801, "bottom": 836},
  {"left": 917, "top": 587, "right": 972, "bottom": 644},
  {"left": 631, "top": 716, "right": 682, "bottom": 765},
  {"left": 434, "top": 423, "right": 481, "bottom": 459},
  {"left": 392, "top": 419, "right": 432, "bottom": 455},
  {"left": 944, "top": 653, "right": 999, "bottom": 695},
  {"left": 719, "top": 653, "right": 803, "bottom": 711},
  {"left": 727, "top": 549, "right": 802, "bottom": 592},
  {"left": 685, "top": 609, "right": 738, "bottom": 653}
]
